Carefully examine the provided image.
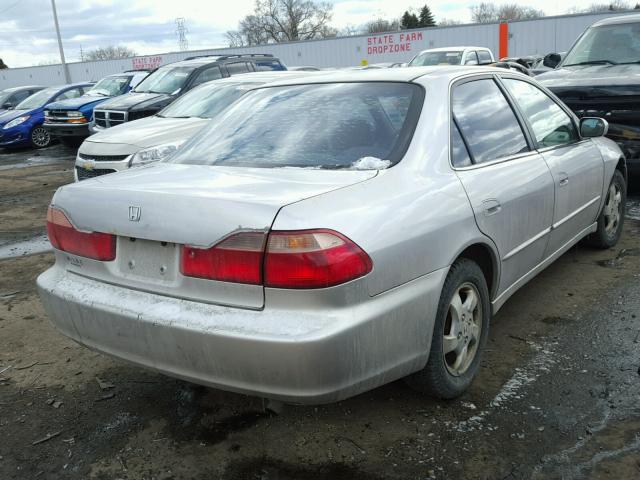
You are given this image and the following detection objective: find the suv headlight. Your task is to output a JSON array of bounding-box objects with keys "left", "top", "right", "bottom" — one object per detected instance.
[
  {"left": 129, "top": 140, "right": 185, "bottom": 167},
  {"left": 3, "top": 115, "right": 30, "bottom": 129}
]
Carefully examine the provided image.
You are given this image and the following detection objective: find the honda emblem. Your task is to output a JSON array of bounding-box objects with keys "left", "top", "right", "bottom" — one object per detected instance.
[{"left": 128, "top": 206, "right": 141, "bottom": 222}]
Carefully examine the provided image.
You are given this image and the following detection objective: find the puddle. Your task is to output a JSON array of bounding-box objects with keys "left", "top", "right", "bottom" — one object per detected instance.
[{"left": 0, "top": 234, "right": 51, "bottom": 259}]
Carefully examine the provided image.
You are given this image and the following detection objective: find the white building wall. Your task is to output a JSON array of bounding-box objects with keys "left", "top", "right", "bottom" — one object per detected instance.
[{"left": 0, "top": 11, "right": 635, "bottom": 89}]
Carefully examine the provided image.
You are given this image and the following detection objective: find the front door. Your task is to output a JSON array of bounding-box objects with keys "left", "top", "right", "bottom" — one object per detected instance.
[{"left": 499, "top": 77, "right": 605, "bottom": 255}]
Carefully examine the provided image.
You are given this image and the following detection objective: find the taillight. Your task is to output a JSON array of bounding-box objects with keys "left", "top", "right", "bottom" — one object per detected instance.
[
  {"left": 46, "top": 206, "right": 116, "bottom": 261},
  {"left": 180, "top": 232, "right": 266, "bottom": 284},
  {"left": 264, "top": 230, "right": 372, "bottom": 289},
  {"left": 180, "top": 229, "right": 372, "bottom": 289}
]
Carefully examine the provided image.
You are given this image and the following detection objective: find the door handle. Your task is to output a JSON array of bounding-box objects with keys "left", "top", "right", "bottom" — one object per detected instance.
[
  {"left": 558, "top": 172, "right": 569, "bottom": 187},
  {"left": 482, "top": 199, "right": 502, "bottom": 216}
]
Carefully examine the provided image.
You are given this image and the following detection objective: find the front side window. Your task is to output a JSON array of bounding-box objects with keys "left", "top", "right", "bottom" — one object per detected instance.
[
  {"left": 502, "top": 78, "right": 578, "bottom": 148},
  {"left": 170, "top": 82, "right": 422, "bottom": 169},
  {"left": 160, "top": 82, "right": 260, "bottom": 119},
  {"left": 10, "top": 90, "right": 30, "bottom": 105},
  {"left": 477, "top": 50, "right": 493, "bottom": 64},
  {"left": 410, "top": 51, "right": 463, "bottom": 66},
  {"left": 191, "top": 66, "right": 223, "bottom": 87},
  {"left": 133, "top": 66, "right": 195, "bottom": 94},
  {"left": 226, "top": 62, "right": 252, "bottom": 75},
  {"left": 464, "top": 51, "right": 479, "bottom": 65},
  {"left": 452, "top": 79, "right": 528, "bottom": 164},
  {"left": 563, "top": 23, "right": 640, "bottom": 66}
]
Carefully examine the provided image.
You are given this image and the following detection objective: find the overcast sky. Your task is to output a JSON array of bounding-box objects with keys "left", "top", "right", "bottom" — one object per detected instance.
[{"left": 0, "top": 0, "right": 598, "bottom": 68}]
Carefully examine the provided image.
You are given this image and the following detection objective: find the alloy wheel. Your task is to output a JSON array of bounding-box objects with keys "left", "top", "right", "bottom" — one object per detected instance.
[
  {"left": 443, "top": 282, "right": 482, "bottom": 376},
  {"left": 31, "top": 127, "right": 50, "bottom": 148},
  {"left": 603, "top": 182, "right": 622, "bottom": 238}
]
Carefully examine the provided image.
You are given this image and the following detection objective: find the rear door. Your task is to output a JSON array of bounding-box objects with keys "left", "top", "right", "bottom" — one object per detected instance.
[
  {"left": 499, "top": 76, "right": 604, "bottom": 256},
  {"left": 452, "top": 75, "right": 555, "bottom": 295}
]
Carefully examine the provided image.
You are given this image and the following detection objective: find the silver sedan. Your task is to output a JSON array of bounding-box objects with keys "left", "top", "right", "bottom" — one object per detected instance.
[{"left": 38, "top": 67, "right": 627, "bottom": 404}]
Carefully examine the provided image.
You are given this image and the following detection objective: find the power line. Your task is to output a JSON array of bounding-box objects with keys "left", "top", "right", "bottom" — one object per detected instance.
[{"left": 175, "top": 17, "right": 188, "bottom": 51}]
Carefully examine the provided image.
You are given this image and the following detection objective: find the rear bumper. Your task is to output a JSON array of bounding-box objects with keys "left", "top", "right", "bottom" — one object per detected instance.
[
  {"left": 37, "top": 264, "right": 445, "bottom": 404},
  {"left": 44, "top": 122, "right": 90, "bottom": 138}
]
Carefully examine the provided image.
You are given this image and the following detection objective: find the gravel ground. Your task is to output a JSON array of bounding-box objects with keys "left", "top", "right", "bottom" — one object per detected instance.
[{"left": 0, "top": 145, "right": 639, "bottom": 480}]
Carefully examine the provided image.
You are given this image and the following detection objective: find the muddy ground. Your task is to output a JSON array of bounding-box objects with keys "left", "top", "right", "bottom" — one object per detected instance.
[{"left": 0, "top": 145, "right": 639, "bottom": 480}]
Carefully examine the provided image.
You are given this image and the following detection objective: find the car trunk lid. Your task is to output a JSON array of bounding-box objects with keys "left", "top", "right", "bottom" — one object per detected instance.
[{"left": 51, "top": 163, "right": 377, "bottom": 309}]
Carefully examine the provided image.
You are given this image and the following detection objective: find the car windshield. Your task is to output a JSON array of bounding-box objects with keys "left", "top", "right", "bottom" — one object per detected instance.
[
  {"left": 410, "top": 51, "right": 463, "bottom": 66},
  {"left": 87, "top": 75, "right": 131, "bottom": 96},
  {"left": 15, "top": 87, "right": 57, "bottom": 110},
  {"left": 133, "top": 66, "right": 194, "bottom": 94},
  {"left": 563, "top": 22, "right": 640, "bottom": 66},
  {"left": 169, "top": 82, "right": 422, "bottom": 169},
  {"left": 160, "top": 82, "right": 260, "bottom": 119}
]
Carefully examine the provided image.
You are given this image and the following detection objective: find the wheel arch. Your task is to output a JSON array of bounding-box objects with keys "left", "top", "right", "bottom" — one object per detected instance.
[{"left": 451, "top": 240, "right": 500, "bottom": 301}]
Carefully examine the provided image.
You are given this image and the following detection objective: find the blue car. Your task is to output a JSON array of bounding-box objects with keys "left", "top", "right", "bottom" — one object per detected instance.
[
  {"left": 0, "top": 85, "right": 45, "bottom": 115},
  {"left": 0, "top": 82, "right": 94, "bottom": 149},
  {"left": 44, "top": 71, "right": 149, "bottom": 146}
]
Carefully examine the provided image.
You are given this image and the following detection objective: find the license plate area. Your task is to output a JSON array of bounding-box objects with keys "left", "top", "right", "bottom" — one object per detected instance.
[{"left": 116, "top": 237, "right": 178, "bottom": 284}]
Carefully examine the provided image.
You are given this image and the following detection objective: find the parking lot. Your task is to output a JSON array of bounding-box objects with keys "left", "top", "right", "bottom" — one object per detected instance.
[{"left": 0, "top": 145, "right": 638, "bottom": 480}]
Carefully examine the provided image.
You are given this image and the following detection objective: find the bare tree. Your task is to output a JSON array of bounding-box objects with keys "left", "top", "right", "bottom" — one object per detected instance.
[
  {"left": 584, "top": 1, "right": 632, "bottom": 12},
  {"left": 84, "top": 45, "right": 137, "bottom": 61},
  {"left": 365, "top": 18, "right": 400, "bottom": 33},
  {"left": 227, "top": 0, "right": 335, "bottom": 46},
  {"left": 471, "top": 3, "right": 544, "bottom": 23},
  {"left": 439, "top": 18, "right": 462, "bottom": 26}
]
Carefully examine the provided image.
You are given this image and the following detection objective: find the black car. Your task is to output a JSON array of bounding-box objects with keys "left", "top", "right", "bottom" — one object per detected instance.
[
  {"left": 0, "top": 85, "right": 45, "bottom": 115},
  {"left": 91, "top": 54, "right": 287, "bottom": 131},
  {"left": 537, "top": 14, "right": 640, "bottom": 180}
]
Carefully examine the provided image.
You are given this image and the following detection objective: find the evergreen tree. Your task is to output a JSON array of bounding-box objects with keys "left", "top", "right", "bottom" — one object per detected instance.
[
  {"left": 401, "top": 11, "right": 420, "bottom": 29},
  {"left": 418, "top": 5, "right": 436, "bottom": 27}
]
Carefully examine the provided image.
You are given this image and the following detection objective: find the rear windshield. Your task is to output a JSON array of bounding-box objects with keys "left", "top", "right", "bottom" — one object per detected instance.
[
  {"left": 133, "top": 66, "right": 195, "bottom": 94},
  {"left": 410, "top": 51, "right": 463, "bottom": 66},
  {"left": 159, "top": 82, "right": 260, "bottom": 119},
  {"left": 169, "top": 82, "right": 423, "bottom": 169}
]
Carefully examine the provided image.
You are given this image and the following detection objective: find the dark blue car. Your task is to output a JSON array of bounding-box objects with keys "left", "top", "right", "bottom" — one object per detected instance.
[
  {"left": 0, "top": 82, "right": 94, "bottom": 149},
  {"left": 43, "top": 71, "right": 149, "bottom": 146}
]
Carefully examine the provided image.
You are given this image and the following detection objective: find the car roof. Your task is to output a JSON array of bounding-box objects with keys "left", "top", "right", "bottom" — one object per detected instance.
[
  {"left": 261, "top": 66, "right": 504, "bottom": 87},
  {"left": 2, "top": 85, "right": 43, "bottom": 92},
  {"left": 417, "top": 46, "right": 488, "bottom": 53},
  {"left": 592, "top": 13, "right": 640, "bottom": 27},
  {"left": 166, "top": 54, "right": 281, "bottom": 68}
]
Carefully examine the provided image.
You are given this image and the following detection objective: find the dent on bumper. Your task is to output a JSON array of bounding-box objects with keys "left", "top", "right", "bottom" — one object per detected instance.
[{"left": 37, "top": 266, "right": 446, "bottom": 404}]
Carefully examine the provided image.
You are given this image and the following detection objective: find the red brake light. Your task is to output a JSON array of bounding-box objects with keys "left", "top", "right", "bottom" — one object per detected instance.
[
  {"left": 46, "top": 206, "right": 116, "bottom": 261},
  {"left": 264, "top": 230, "right": 372, "bottom": 289},
  {"left": 180, "top": 232, "right": 266, "bottom": 284}
]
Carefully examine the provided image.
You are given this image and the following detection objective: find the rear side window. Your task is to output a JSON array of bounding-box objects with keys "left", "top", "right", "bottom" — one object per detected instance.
[
  {"left": 502, "top": 78, "right": 578, "bottom": 148},
  {"left": 170, "top": 82, "right": 423, "bottom": 169},
  {"left": 478, "top": 50, "right": 493, "bottom": 64},
  {"left": 451, "top": 122, "right": 472, "bottom": 167},
  {"left": 452, "top": 79, "right": 528, "bottom": 164},
  {"left": 226, "top": 62, "right": 252, "bottom": 75},
  {"left": 256, "top": 59, "right": 286, "bottom": 71}
]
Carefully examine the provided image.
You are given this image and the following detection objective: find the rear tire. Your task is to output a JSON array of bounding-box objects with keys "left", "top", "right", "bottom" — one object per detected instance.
[
  {"left": 30, "top": 126, "right": 51, "bottom": 149},
  {"left": 585, "top": 170, "right": 626, "bottom": 249},
  {"left": 406, "top": 258, "right": 490, "bottom": 399}
]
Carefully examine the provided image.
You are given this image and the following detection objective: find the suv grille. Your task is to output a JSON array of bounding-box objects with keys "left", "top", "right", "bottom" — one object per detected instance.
[
  {"left": 76, "top": 166, "right": 116, "bottom": 181},
  {"left": 78, "top": 153, "right": 129, "bottom": 162},
  {"left": 94, "top": 110, "right": 127, "bottom": 128}
]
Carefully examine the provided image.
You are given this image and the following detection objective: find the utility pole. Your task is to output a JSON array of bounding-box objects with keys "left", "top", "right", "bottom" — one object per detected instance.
[
  {"left": 175, "top": 17, "right": 188, "bottom": 51},
  {"left": 50, "top": 0, "right": 71, "bottom": 83}
]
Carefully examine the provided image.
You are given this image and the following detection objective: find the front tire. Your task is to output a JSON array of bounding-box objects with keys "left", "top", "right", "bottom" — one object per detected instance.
[
  {"left": 406, "top": 258, "right": 490, "bottom": 399},
  {"left": 30, "top": 126, "right": 51, "bottom": 149},
  {"left": 586, "top": 169, "right": 626, "bottom": 249}
]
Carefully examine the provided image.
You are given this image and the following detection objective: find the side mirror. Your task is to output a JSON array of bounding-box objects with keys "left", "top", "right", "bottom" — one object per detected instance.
[
  {"left": 580, "top": 117, "right": 608, "bottom": 138},
  {"left": 543, "top": 53, "right": 561, "bottom": 69},
  {"left": 2, "top": 102, "right": 13, "bottom": 110}
]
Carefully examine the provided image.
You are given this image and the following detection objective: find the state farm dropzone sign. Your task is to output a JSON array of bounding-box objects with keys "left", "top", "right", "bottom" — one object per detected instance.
[
  {"left": 132, "top": 56, "right": 163, "bottom": 70},
  {"left": 366, "top": 32, "right": 424, "bottom": 56}
]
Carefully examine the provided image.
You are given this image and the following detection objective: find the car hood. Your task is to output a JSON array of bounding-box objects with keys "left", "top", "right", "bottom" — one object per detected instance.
[
  {"left": 46, "top": 95, "right": 108, "bottom": 111},
  {"left": 52, "top": 163, "right": 378, "bottom": 248},
  {"left": 82, "top": 116, "right": 208, "bottom": 149},
  {"left": 537, "top": 64, "right": 640, "bottom": 90},
  {"left": 0, "top": 108, "right": 35, "bottom": 125},
  {"left": 97, "top": 92, "right": 173, "bottom": 111}
]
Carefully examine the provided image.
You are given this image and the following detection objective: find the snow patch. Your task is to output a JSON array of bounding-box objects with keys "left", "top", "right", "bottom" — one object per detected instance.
[
  {"left": 350, "top": 157, "right": 391, "bottom": 170},
  {"left": 0, "top": 235, "right": 51, "bottom": 259}
]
